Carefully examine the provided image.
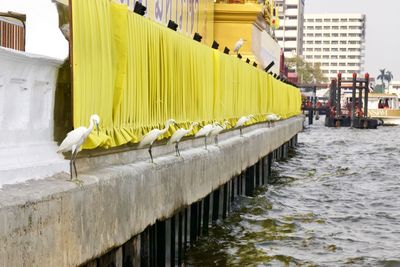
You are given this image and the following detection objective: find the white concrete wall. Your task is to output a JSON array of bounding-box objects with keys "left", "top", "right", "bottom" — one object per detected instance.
[
  {"left": 252, "top": 25, "right": 281, "bottom": 73},
  {"left": 0, "top": 47, "right": 68, "bottom": 187},
  {"left": 0, "top": 116, "right": 303, "bottom": 267}
]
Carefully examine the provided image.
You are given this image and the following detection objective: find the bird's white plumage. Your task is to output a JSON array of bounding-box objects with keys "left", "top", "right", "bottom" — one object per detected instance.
[
  {"left": 168, "top": 122, "right": 198, "bottom": 144},
  {"left": 266, "top": 114, "right": 280, "bottom": 121},
  {"left": 195, "top": 123, "right": 215, "bottom": 137},
  {"left": 139, "top": 119, "right": 176, "bottom": 148},
  {"left": 235, "top": 115, "right": 254, "bottom": 128},
  {"left": 233, "top": 38, "right": 244, "bottom": 53},
  {"left": 58, "top": 114, "right": 100, "bottom": 154},
  {"left": 210, "top": 121, "right": 229, "bottom": 137}
]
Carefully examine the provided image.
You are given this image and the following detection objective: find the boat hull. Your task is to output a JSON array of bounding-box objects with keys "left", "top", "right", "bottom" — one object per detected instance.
[{"left": 368, "top": 109, "right": 400, "bottom": 126}]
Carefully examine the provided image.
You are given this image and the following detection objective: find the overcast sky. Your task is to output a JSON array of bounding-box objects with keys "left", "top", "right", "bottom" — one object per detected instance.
[
  {"left": 0, "top": 0, "right": 68, "bottom": 60},
  {"left": 305, "top": 0, "right": 400, "bottom": 81}
]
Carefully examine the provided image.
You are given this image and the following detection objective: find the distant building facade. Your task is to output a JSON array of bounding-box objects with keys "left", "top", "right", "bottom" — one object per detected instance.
[
  {"left": 274, "top": 0, "right": 305, "bottom": 58},
  {"left": 303, "top": 13, "right": 366, "bottom": 81},
  {"left": 0, "top": 12, "right": 26, "bottom": 51}
]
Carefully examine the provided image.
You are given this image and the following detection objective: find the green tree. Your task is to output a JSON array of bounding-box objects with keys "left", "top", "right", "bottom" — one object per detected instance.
[
  {"left": 285, "top": 56, "right": 327, "bottom": 84},
  {"left": 385, "top": 71, "right": 393, "bottom": 87},
  {"left": 377, "top": 68, "right": 386, "bottom": 88}
]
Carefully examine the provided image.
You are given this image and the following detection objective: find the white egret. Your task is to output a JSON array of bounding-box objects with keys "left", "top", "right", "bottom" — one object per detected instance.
[
  {"left": 195, "top": 122, "right": 219, "bottom": 150},
  {"left": 266, "top": 113, "right": 281, "bottom": 127},
  {"left": 209, "top": 120, "right": 230, "bottom": 145},
  {"left": 234, "top": 115, "right": 255, "bottom": 137},
  {"left": 57, "top": 114, "right": 100, "bottom": 181},
  {"left": 139, "top": 119, "right": 176, "bottom": 163},
  {"left": 233, "top": 38, "right": 246, "bottom": 54},
  {"left": 168, "top": 122, "right": 199, "bottom": 156}
]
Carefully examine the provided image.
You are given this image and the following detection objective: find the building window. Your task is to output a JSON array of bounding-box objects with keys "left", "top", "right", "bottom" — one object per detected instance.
[
  {"left": 332, "top": 33, "right": 339, "bottom": 37},
  {"left": 315, "top": 55, "right": 321, "bottom": 59},
  {"left": 323, "top": 26, "right": 330, "bottom": 30},
  {"left": 341, "top": 18, "right": 348, "bottom": 22},
  {"left": 323, "top": 33, "right": 331, "bottom": 37},
  {"left": 315, "top": 33, "right": 322, "bottom": 37},
  {"left": 332, "top": 48, "right": 338, "bottom": 52},
  {"left": 323, "top": 55, "right": 329, "bottom": 59},
  {"left": 306, "top": 48, "right": 313, "bottom": 51},
  {"left": 287, "top": 16, "right": 297, "bottom": 20},
  {"left": 322, "top": 63, "right": 329, "bottom": 66},
  {"left": 315, "top": 48, "right": 321, "bottom": 51},
  {"left": 324, "top": 18, "right": 331, "bottom": 22},
  {"left": 339, "top": 63, "right": 346, "bottom": 66},
  {"left": 331, "top": 55, "right": 338, "bottom": 59},
  {"left": 332, "top": 18, "right": 339, "bottom": 22},
  {"left": 315, "top": 26, "right": 322, "bottom": 30},
  {"left": 286, "top": 5, "right": 298, "bottom": 9},
  {"left": 316, "top": 19, "right": 322, "bottom": 22},
  {"left": 340, "top": 41, "right": 347, "bottom": 44},
  {"left": 322, "top": 70, "right": 329, "bottom": 74},
  {"left": 340, "top": 26, "right": 348, "bottom": 30},
  {"left": 285, "top": 26, "right": 297, "bottom": 31},
  {"left": 323, "top": 41, "right": 330, "bottom": 45},
  {"left": 331, "top": 62, "right": 338, "bottom": 66},
  {"left": 307, "top": 19, "right": 314, "bottom": 22},
  {"left": 306, "top": 55, "right": 313, "bottom": 59},
  {"left": 340, "top": 48, "right": 346, "bottom": 52},
  {"left": 306, "top": 41, "right": 313, "bottom": 44},
  {"left": 340, "top": 33, "right": 347, "bottom": 37},
  {"left": 323, "top": 48, "right": 330, "bottom": 52},
  {"left": 330, "top": 70, "right": 337, "bottom": 73},
  {"left": 307, "top": 26, "right": 314, "bottom": 30},
  {"left": 307, "top": 33, "right": 313, "bottom": 37},
  {"left": 332, "top": 26, "right": 339, "bottom": 30},
  {"left": 332, "top": 41, "right": 338, "bottom": 44},
  {"left": 339, "top": 55, "right": 346, "bottom": 59}
]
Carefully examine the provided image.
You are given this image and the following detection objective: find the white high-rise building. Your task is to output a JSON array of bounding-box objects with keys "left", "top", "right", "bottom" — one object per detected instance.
[
  {"left": 303, "top": 13, "right": 366, "bottom": 81},
  {"left": 274, "top": 0, "right": 305, "bottom": 58}
]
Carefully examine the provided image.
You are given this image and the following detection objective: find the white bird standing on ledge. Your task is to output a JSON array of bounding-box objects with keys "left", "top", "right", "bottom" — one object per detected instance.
[
  {"left": 139, "top": 119, "right": 176, "bottom": 163},
  {"left": 233, "top": 38, "right": 246, "bottom": 54},
  {"left": 168, "top": 122, "right": 199, "bottom": 156},
  {"left": 58, "top": 114, "right": 100, "bottom": 181},
  {"left": 195, "top": 122, "right": 218, "bottom": 150},
  {"left": 235, "top": 115, "right": 255, "bottom": 137},
  {"left": 210, "top": 120, "right": 230, "bottom": 145},
  {"left": 266, "top": 113, "right": 281, "bottom": 127}
]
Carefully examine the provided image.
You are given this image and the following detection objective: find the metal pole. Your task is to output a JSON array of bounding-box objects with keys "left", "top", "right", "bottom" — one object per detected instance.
[
  {"left": 336, "top": 74, "right": 342, "bottom": 127},
  {"left": 364, "top": 73, "right": 369, "bottom": 117},
  {"left": 351, "top": 73, "right": 357, "bottom": 128}
]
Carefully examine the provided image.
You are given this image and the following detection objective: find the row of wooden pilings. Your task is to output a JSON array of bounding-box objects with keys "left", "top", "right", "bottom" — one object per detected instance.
[{"left": 82, "top": 134, "right": 298, "bottom": 267}]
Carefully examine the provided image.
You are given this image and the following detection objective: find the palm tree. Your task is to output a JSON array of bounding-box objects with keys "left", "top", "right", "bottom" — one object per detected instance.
[
  {"left": 377, "top": 68, "right": 386, "bottom": 88},
  {"left": 385, "top": 71, "right": 393, "bottom": 88}
]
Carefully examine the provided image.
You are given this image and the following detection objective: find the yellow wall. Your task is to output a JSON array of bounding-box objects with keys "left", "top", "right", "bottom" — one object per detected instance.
[
  {"left": 118, "top": 0, "right": 214, "bottom": 45},
  {"left": 214, "top": 3, "right": 260, "bottom": 58}
]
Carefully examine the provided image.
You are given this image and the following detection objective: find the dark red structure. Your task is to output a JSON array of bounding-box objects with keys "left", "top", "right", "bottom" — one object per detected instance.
[{"left": 0, "top": 12, "right": 26, "bottom": 51}]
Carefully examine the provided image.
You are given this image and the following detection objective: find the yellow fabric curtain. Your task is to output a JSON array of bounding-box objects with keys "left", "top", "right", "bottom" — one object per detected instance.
[{"left": 72, "top": 0, "right": 301, "bottom": 149}]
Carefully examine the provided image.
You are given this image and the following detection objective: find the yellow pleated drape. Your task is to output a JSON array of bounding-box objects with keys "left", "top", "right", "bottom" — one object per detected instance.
[{"left": 71, "top": 0, "right": 302, "bottom": 149}]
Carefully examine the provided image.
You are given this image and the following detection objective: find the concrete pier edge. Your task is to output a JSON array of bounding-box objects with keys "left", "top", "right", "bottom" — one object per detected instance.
[{"left": 0, "top": 116, "right": 303, "bottom": 267}]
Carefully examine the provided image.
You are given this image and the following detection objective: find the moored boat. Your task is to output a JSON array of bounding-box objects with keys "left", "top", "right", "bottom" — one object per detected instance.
[{"left": 368, "top": 93, "right": 400, "bottom": 126}]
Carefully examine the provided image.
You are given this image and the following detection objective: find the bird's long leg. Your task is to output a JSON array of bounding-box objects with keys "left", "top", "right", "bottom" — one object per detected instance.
[
  {"left": 240, "top": 127, "right": 243, "bottom": 137},
  {"left": 71, "top": 149, "right": 79, "bottom": 179},
  {"left": 175, "top": 143, "right": 179, "bottom": 157},
  {"left": 177, "top": 143, "right": 181, "bottom": 157},
  {"left": 69, "top": 158, "right": 73, "bottom": 180},
  {"left": 149, "top": 144, "right": 154, "bottom": 163}
]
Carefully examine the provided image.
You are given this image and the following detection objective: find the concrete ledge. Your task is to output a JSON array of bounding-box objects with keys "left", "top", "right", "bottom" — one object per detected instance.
[{"left": 0, "top": 116, "right": 303, "bottom": 267}]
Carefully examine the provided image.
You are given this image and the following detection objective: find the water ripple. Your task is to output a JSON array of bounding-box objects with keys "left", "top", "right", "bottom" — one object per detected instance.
[{"left": 185, "top": 119, "right": 400, "bottom": 266}]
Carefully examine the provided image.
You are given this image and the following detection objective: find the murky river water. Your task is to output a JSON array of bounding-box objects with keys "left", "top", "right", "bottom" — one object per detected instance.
[{"left": 185, "top": 118, "right": 400, "bottom": 266}]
